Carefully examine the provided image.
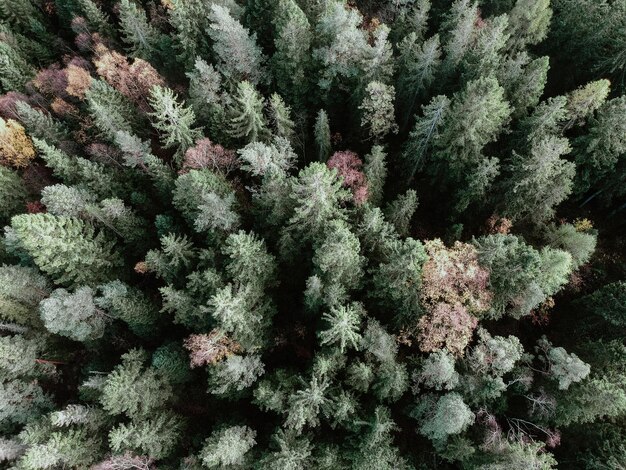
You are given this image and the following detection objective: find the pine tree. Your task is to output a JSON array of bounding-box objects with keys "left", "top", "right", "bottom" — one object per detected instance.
[
  {"left": 0, "top": 41, "right": 35, "bottom": 92},
  {"left": 319, "top": 303, "right": 363, "bottom": 352},
  {"left": 109, "top": 412, "right": 182, "bottom": 459},
  {"left": 114, "top": 131, "right": 175, "bottom": 195},
  {"left": 396, "top": 34, "right": 441, "bottom": 128},
  {"left": 208, "top": 354, "right": 265, "bottom": 395},
  {"left": 208, "top": 4, "right": 267, "bottom": 85},
  {"left": 0, "top": 166, "right": 28, "bottom": 223},
  {"left": 461, "top": 14, "right": 510, "bottom": 80},
  {"left": 501, "top": 135, "right": 575, "bottom": 224},
  {"left": 167, "top": 0, "right": 212, "bottom": 66},
  {"left": 39, "top": 287, "right": 107, "bottom": 341},
  {"left": 199, "top": 425, "right": 256, "bottom": 468},
  {"left": 14, "top": 101, "right": 69, "bottom": 146},
  {"left": 363, "top": 145, "right": 387, "bottom": 207},
  {"left": 433, "top": 76, "right": 511, "bottom": 176},
  {"left": 0, "top": 265, "right": 50, "bottom": 327},
  {"left": 359, "top": 81, "right": 398, "bottom": 141},
  {"left": 575, "top": 281, "right": 626, "bottom": 327},
  {"left": 544, "top": 222, "right": 597, "bottom": 269},
  {"left": 564, "top": 79, "right": 611, "bottom": 129},
  {"left": 402, "top": 95, "right": 450, "bottom": 181},
  {"left": 314, "top": 109, "right": 331, "bottom": 161},
  {"left": 575, "top": 96, "right": 626, "bottom": 195},
  {"left": 238, "top": 138, "right": 296, "bottom": 177},
  {"left": 97, "top": 280, "right": 160, "bottom": 337},
  {"left": 272, "top": 0, "right": 312, "bottom": 109},
  {"left": 506, "top": 0, "right": 552, "bottom": 50},
  {"left": 228, "top": 81, "right": 269, "bottom": 143},
  {"left": 286, "top": 162, "right": 351, "bottom": 241},
  {"left": 118, "top": 0, "right": 164, "bottom": 61},
  {"left": 148, "top": 85, "right": 202, "bottom": 161},
  {"left": 186, "top": 59, "right": 228, "bottom": 142},
  {"left": 101, "top": 349, "right": 173, "bottom": 419},
  {"left": 85, "top": 79, "right": 137, "bottom": 141},
  {"left": 385, "top": 189, "right": 418, "bottom": 237},
  {"left": 10, "top": 213, "right": 122, "bottom": 287},
  {"left": 441, "top": 0, "right": 479, "bottom": 71},
  {"left": 268, "top": 93, "right": 296, "bottom": 142},
  {"left": 77, "top": 0, "right": 115, "bottom": 37}
]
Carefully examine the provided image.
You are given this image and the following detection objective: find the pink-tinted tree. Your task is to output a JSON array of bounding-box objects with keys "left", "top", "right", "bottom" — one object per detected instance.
[
  {"left": 182, "top": 138, "right": 238, "bottom": 175},
  {"left": 417, "top": 302, "right": 478, "bottom": 357},
  {"left": 327, "top": 150, "right": 368, "bottom": 205}
]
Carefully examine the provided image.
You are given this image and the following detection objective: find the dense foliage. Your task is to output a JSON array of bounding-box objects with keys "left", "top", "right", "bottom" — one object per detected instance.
[{"left": 0, "top": 0, "right": 625, "bottom": 468}]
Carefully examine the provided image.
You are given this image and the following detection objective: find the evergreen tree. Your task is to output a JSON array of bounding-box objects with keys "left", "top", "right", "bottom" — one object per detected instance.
[
  {"left": 501, "top": 135, "right": 575, "bottom": 224},
  {"left": 272, "top": 0, "right": 312, "bottom": 109},
  {"left": 396, "top": 33, "right": 441, "bottom": 128},
  {"left": 363, "top": 145, "right": 387, "bottom": 207},
  {"left": 199, "top": 425, "right": 256, "bottom": 468},
  {"left": 228, "top": 81, "right": 270, "bottom": 143},
  {"left": 39, "top": 287, "right": 107, "bottom": 341},
  {"left": 359, "top": 81, "right": 398, "bottom": 141},
  {"left": 208, "top": 4, "right": 267, "bottom": 85},
  {"left": 117, "top": 0, "right": 164, "bottom": 61},
  {"left": 9, "top": 214, "right": 122, "bottom": 287},
  {"left": 0, "top": 166, "right": 28, "bottom": 223},
  {"left": 314, "top": 109, "right": 331, "bottom": 161},
  {"left": 268, "top": 93, "right": 296, "bottom": 142},
  {"left": 148, "top": 86, "right": 202, "bottom": 161}
]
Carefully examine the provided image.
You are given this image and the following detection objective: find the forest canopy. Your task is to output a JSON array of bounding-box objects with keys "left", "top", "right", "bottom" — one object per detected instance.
[{"left": 0, "top": 0, "right": 625, "bottom": 468}]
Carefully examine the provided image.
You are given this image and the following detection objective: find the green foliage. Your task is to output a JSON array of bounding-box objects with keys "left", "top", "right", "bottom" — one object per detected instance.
[
  {"left": 9, "top": 214, "right": 122, "bottom": 287},
  {"left": 314, "top": 109, "right": 331, "bottom": 161},
  {"left": 228, "top": 81, "right": 270, "bottom": 143},
  {"left": 39, "top": 287, "right": 106, "bottom": 341},
  {"left": 199, "top": 425, "right": 256, "bottom": 468},
  {"left": 208, "top": 4, "right": 267, "bottom": 85},
  {"left": 0, "top": 167, "right": 27, "bottom": 223},
  {"left": 148, "top": 85, "right": 202, "bottom": 160},
  {"left": 0, "top": 1, "right": 623, "bottom": 467}
]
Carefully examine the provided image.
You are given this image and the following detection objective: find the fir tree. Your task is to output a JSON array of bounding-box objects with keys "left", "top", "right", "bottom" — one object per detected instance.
[
  {"left": 39, "top": 287, "right": 107, "bottom": 342},
  {"left": 208, "top": 4, "right": 267, "bottom": 85},
  {"left": 228, "top": 81, "right": 270, "bottom": 143},
  {"left": 501, "top": 135, "right": 575, "bottom": 224},
  {"left": 9, "top": 214, "right": 122, "bottom": 287},
  {"left": 314, "top": 109, "right": 331, "bottom": 161},
  {"left": 359, "top": 81, "right": 398, "bottom": 141},
  {"left": 148, "top": 85, "right": 202, "bottom": 161}
]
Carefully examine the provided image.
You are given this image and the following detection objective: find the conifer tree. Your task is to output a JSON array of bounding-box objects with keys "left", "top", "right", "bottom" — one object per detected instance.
[
  {"left": 564, "top": 79, "right": 611, "bottom": 129},
  {"left": 385, "top": 189, "right": 418, "bottom": 237},
  {"left": 9, "top": 214, "right": 122, "bottom": 287},
  {"left": 506, "top": 0, "right": 552, "bottom": 50},
  {"left": 396, "top": 34, "right": 441, "bottom": 127},
  {"left": 148, "top": 86, "right": 202, "bottom": 161},
  {"left": 272, "top": 0, "right": 312, "bottom": 109},
  {"left": 39, "top": 287, "right": 106, "bottom": 341},
  {"left": 228, "top": 81, "right": 269, "bottom": 143},
  {"left": 199, "top": 425, "right": 256, "bottom": 468},
  {"left": 363, "top": 145, "right": 387, "bottom": 207},
  {"left": 501, "top": 135, "right": 575, "bottom": 224},
  {"left": 117, "top": 0, "right": 164, "bottom": 61},
  {"left": 268, "top": 93, "right": 296, "bottom": 142},
  {"left": 314, "top": 109, "right": 331, "bottom": 161},
  {"left": 402, "top": 95, "right": 450, "bottom": 181},
  {"left": 208, "top": 4, "right": 267, "bottom": 85},
  {"left": 0, "top": 166, "right": 28, "bottom": 223},
  {"left": 359, "top": 81, "right": 398, "bottom": 141},
  {"left": 286, "top": 162, "right": 351, "bottom": 241}
]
